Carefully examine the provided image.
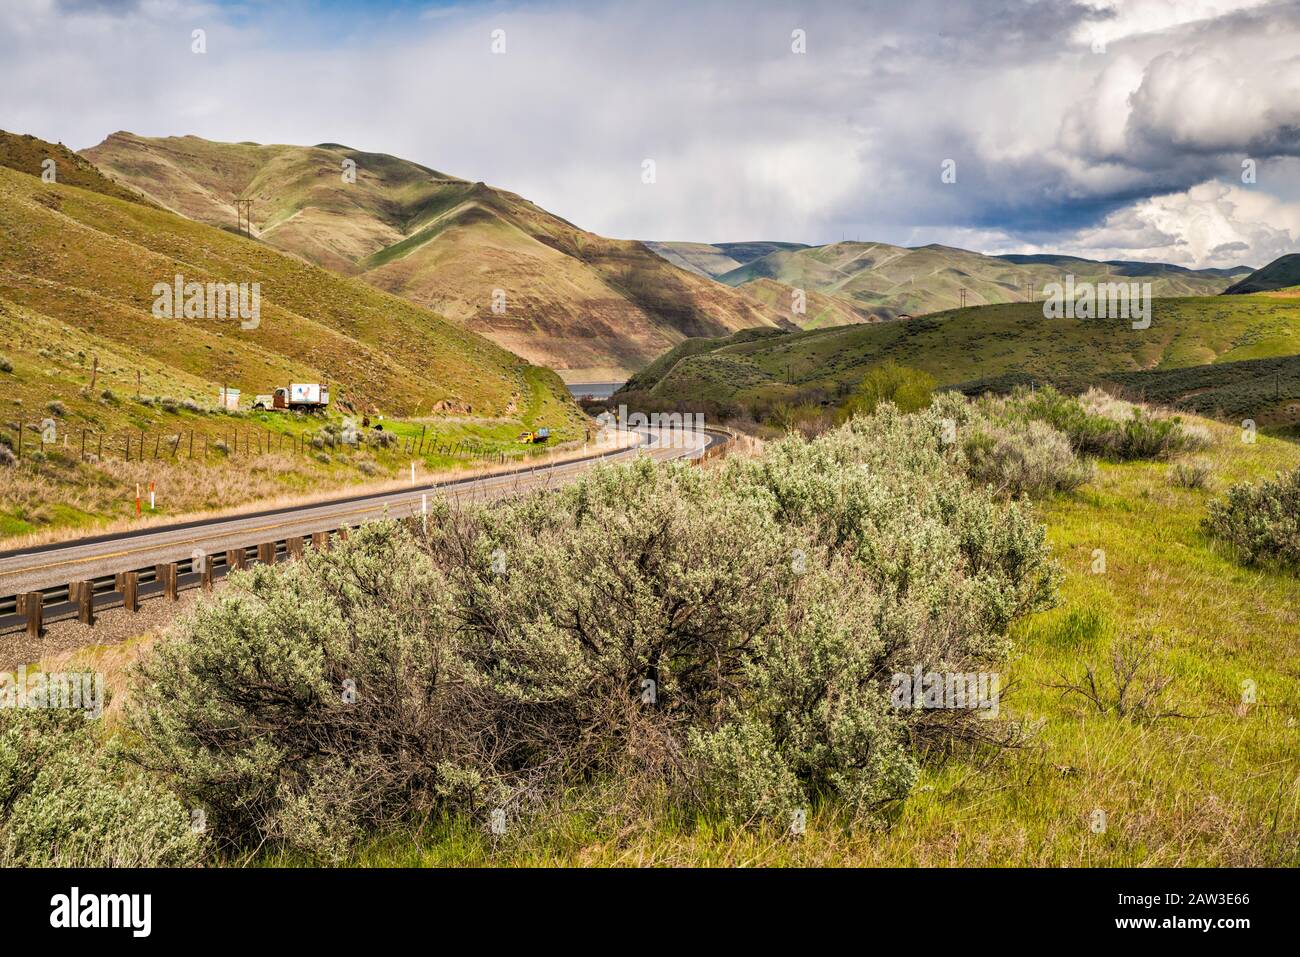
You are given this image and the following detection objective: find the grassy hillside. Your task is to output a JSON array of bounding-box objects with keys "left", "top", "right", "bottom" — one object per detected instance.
[
  {"left": 719, "top": 242, "right": 1249, "bottom": 316},
  {"left": 0, "top": 130, "right": 155, "bottom": 207},
  {"left": 0, "top": 148, "right": 586, "bottom": 541},
  {"left": 645, "top": 240, "right": 809, "bottom": 279},
  {"left": 649, "top": 240, "right": 1253, "bottom": 324},
  {"left": 1224, "top": 254, "right": 1300, "bottom": 294},
  {"left": 619, "top": 295, "right": 1300, "bottom": 427},
  {"left": 82, "top": 133, "right": 792, "bottom": 381},
  {"left": 735, "top": 277, "right": 868, "bottom": 329}
]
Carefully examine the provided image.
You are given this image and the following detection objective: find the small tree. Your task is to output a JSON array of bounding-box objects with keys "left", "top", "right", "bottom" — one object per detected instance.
[{"left": 840, "top": 361, "right": 935, "bottom": 420}]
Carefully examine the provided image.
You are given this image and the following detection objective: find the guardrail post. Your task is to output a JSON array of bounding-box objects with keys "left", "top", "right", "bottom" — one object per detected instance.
[
  {"left": 286, "top": 536, "right": 304, "bottom": 561},
  {"left": 157, "top": 562, "right": 178, "bottom": 601},
  {"left": 311, "top": 531, "right": 329, "bottom": 552},
  {"left": 226, "top": 548, "right": 245, "bottom": 571},
  {"left": 72, "top": 581, "right": 94, "bottom": 625},
  {"left": 257, "top": 542, "right": 276, "bottom": 565},
  {"left": 337, "top": 527, "right": 349, "bottom": 542},
  {"left": 20, "top": 593, "right": 42, "bottom": 638},
  {"left": 116, "top": 571, "right": 139, "bottom": 613},
  {"left": 199, "top": 555, "right": 213, "bottom": 592}
]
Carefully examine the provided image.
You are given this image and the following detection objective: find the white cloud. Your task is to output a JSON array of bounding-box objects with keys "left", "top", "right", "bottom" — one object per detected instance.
[
  {"left": 0, "top": 0, "right": 1297, "bottom": 267},
  {"left": 1009, "top": 177, "right": 1300, "bottom": 267}
]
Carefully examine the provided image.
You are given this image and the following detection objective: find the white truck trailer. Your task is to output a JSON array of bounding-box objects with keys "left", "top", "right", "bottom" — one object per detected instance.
[{"left": 252, "top": 383, "right": 330, "bottom": 412}]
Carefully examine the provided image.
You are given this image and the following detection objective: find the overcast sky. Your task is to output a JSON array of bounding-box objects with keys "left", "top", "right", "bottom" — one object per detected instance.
[{"left": 3, "top": 0, "right": 1299, "bottom": 267}]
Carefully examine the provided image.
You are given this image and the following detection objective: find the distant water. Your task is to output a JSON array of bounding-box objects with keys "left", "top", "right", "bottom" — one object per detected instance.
[{"left": 567, "top": 381, "right": 624, "bottom": 399}]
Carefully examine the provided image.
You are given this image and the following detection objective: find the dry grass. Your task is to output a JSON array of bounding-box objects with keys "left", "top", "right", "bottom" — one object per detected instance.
[{"left": 0, "top": 430, "right": 637, "bottom": 550}]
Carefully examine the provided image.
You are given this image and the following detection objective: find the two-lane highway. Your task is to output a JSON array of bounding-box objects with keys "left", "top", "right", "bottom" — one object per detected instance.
[{"left": 0, "top": 427, "right": 724, "bottom": 597}]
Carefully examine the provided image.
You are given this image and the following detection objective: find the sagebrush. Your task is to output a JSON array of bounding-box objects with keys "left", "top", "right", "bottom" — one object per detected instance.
[{"left": 127, "top": 399, "right": 1058, "bottom": 859}]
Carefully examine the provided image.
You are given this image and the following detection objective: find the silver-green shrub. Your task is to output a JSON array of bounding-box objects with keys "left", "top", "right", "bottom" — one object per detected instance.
[
  {"left": 1204, "top": 468, "right": 1300, "bottom": 570},
  {"left": 963, "top": 415, "right": 1095, "bottom": 498},
  {"left": 0, "top": 709, "right": 202, "bottom": 866},
  {"left": 130, "top": 522, "right": 460, "bottom": 862},
  {"left": 129, "top": 399, "right": 1058, "bottom": 856}
]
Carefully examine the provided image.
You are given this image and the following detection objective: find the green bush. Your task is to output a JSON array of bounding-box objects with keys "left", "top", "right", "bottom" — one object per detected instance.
[
  {"left": 130, "top": 523, "right": 456, "bottom": 862},
  {"left": 840, "top": 361, "right": 935, "bottom": 420},
  {"left": 1204, "top": 469, "right": 1300, "bottom": 570},
  {"left": 128, "top": 401, "right": 1058, "bottom": 858},
  {"left": 0, "top": 709, "right": 202, "bottom": 866}
]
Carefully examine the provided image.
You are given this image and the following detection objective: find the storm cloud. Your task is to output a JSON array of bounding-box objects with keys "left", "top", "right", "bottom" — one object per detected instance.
[{"left": 2, "top": 0, "right": 1297, "bottom": 266}]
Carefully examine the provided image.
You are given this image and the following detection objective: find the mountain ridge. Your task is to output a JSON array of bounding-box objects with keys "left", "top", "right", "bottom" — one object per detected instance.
[
  {"left": 1223, "top": 254, "right": 1300, "bottom": 294},
  {"left": 649, "top": 239, "right": 1254, "bottom": 322},
  {"left": 81, "top": 133, "right": 799, "bottom": 381}
]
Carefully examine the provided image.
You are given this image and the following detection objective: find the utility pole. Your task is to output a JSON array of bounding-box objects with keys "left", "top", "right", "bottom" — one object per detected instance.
[
  {"left": 959, "top": 288, "right": 967, "bottom": 309},
  {"left": 235, "top": 198, "right": 253, "bottom": 237}
]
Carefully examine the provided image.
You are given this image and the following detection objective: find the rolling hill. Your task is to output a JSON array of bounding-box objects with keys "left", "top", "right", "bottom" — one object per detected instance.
[
  {"left": 81, "top": 133, "right": 795, "bottom": 381},
  {"left": 0, "top": 130, "right": 156, "bottom": 208},
  {"left": 1223, "top": 254, "right": 1300, "bottom": 294},
  {"left": 649, "top": 240, "right": 1253, "bottom": 322},
  {"left": 616, "top": 294, "right": 1300, "bottom": 430},
  {"left": 0, "top": 143, "right": 577, "bottom": 423},
  {"left": 643, "top": 240, "right": 810, "bottom": 279}
]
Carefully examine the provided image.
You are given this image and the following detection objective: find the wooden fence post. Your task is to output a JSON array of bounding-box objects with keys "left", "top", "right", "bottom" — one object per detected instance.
[
  {"left": 199, "top": 554, "right": 213, "bottom": 592},
  {"left": 257, "top": 542, "right": 276, "bottom": 565},
  {"left": 116, "top": 571, "right": 139, "bottom": 612},
  {"left": 72, "top": 581, "right": 94, "bottom": 625},
  {"left": 20, "top": 593, "right": 42, "bottom": 638},
  {"left": 226, "top": 548, "right": 245, "bottom": 571},
  {"left": 157, "top": 562, "right": 178, "bottom": 601},
  {"left": 286, "top": 536, "right": 304, "bottom": 561}
]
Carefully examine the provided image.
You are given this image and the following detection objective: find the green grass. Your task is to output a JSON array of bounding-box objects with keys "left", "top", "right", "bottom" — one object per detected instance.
[
  {"left": 0, "top": 142, "right": 587, "bottom": 542},
  {"left": 622, "top": 295, "right": 1300, "bottom": 428}
]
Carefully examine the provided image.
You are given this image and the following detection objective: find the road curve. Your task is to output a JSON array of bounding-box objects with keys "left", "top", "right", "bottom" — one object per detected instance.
[{"left": 0, "top": 427, "right": 723, "bottom": 596}]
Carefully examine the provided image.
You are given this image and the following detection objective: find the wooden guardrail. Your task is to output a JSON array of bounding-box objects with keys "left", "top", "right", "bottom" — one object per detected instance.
[
  {"left": 2, "top": 425, "right": 734, "bottom": 640},
  {"left": 0, "top": 528, "right": 352, "bottom": 639}
]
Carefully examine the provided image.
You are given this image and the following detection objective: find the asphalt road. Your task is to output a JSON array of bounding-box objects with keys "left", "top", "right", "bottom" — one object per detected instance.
[{"left": 0, "top": 427, "right": 720, "bottom": 596}]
